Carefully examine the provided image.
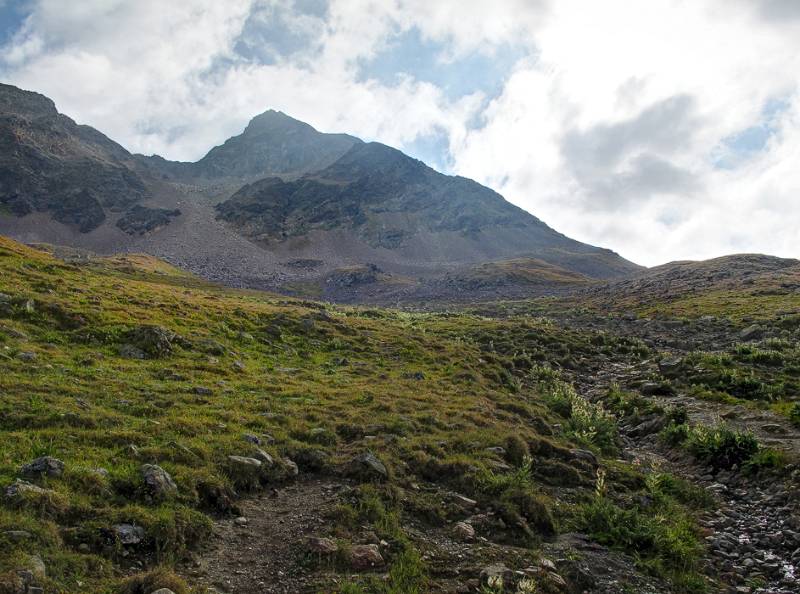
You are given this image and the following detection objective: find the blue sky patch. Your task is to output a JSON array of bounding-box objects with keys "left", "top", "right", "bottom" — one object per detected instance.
[
  {"left": 234, "top": 0, "right": 326, "bottom": 65},
  {"left": 713, "top": 96, "right": 790, "bottom": 169},
  {"left": 0, "top": 1, "right": 29, "bottom": 48},
  {"left": 401, "top": 127, "right": 453, "bottom": 173},
  {"left": 357, "top": 27, "right": 526, "bottom": 102}
]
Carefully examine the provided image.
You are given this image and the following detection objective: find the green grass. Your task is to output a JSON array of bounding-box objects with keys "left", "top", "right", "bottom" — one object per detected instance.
[{"left": 0, "top": 236, "right": 711, "bottom": 593}]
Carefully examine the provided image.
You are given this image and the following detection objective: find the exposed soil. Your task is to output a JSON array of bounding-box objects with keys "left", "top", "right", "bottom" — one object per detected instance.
[{"left": 182, "top": 479, "right": 354, "bottom": 594}]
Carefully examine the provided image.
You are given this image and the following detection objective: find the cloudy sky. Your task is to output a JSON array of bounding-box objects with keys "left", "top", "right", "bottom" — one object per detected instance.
[{"left": 1, "top": 0, "right": 799, "bottom": 266}]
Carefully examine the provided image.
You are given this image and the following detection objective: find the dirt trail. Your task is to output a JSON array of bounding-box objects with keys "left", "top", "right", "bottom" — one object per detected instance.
[{"left": 182, "top": 479, "right": 351, "bottom": 594}]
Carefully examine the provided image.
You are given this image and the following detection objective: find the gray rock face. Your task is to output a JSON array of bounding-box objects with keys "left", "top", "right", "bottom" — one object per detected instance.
[
  {"left": 20, "top": 456, "right": 64, "bottom": 479},
  {"left": 0, "top": 83, "right": 151, "bottom": 233},
  {"left": 140, "top": 464, "right": 177, "bottom": 498},
  {"left": 116, "top": 205, "right": 181, "bottom": 235},
  {"left": 191, "top": 109, "right": 360, "bottom": 180}
]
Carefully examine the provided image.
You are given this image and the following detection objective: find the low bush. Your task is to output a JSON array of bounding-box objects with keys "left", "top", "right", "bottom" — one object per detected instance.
[{"left": 684, "top": 424, "right": 759, "bottom": 470}]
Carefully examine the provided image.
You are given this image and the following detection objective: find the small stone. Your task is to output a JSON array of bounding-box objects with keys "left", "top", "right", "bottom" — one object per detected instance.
[
  {"left": 544, "top": 572, "right": 568, "bottom": 589},
  {"left": 193, "top": 386, "right": 213, "bottom": 396},
  {"left": 242, "top": 433, "right": 261, "bottom": 445},
  {"left": 538, "top": 558, "right": 557, "bottom": 572},
  {"left": 450, "top": 493, "right": 478, "bottom": 509},
  {"left": 16, "top": 352, "right": 36, "bottom": 362},
  {"left": 234, "top": 517, "right": 248, "bottom": 527},
  {"left": 20, "top": 456, "right": 64, "bottom": 479},
  {"left": 283, "top": 457, "right": 299, "bottom": 477},
  {"left": 150, "top": 589, "right": 176, "bottom": 594},
  {"left": 253, "top": 448, "right": 274, "bottom": 466},
  {"left": 349, "top": 544, "right": 384, "bottom": 570},
  {"left": 77, "top": 543, "right": 91, "bottom": 553}
]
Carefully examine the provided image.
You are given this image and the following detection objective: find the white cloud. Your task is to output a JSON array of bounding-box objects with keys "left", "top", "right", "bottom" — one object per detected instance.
[{"left": 1, "top": 0, "right": 799, "bottom": 266}]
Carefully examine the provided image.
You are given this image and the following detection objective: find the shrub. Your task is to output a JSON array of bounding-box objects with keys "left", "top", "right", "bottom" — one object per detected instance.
[
  {"left": 684, "top": 425, "right": 759, "bottom": 470},
  {"left": 540, "top": 379, "right": 618, "bottom": 453},
  {"left": 789, "top": 402, "right": 800, "bottom": 427},
  {"left": 579, "top": 496, "right": 704, "bottom": 591},
  {"left": 744, "top": 448, "right": 786, "bottom": 473},
  {"left": 660, "top": 421, "right": 689, "bottom": 446}
]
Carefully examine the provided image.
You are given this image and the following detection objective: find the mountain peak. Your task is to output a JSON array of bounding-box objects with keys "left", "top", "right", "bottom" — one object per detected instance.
[
  {"left": 242, "top": 109, "right": 315, "bottom": 136},
  {"left": 193, "top": 109, "right": 360, "bottom": 179}
]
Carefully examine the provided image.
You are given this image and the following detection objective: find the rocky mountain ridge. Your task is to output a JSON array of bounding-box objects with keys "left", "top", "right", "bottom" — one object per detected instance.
[{"left": 1, "top": 81, "right": 641, "bottom": 302}]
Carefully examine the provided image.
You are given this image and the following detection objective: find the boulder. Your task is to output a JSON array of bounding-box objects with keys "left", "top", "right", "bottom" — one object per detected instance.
[
  {"left": 349, "top": 544, "right": 384, "bottom": 570},
  {"left": 20, "top": 456, "right": 64, "bottom": 479},
  {"left": 227, "top": 456, "right": 262, "bottom": 487},
  {"left": 307, "top": 536, "right": 338, "bottom": 555},
  {"left": 453, "top": 521, "right": 475, "bottom": 541},
  {"left": 113, "top": 523, "right": 145, "bottom": 545},
  {"left": 347, "top": 452, "right": 388, "bottom": 481},
  {"left": 141, "top": 464, "right": 177, "bottom": 498},
  {"left": 122, "top": 325, "right": 181, "bottom": 358},
  {"left": 658, "top": 357, "right": 684, "bottom": 378},
  {"left": 5, "top": 479, "right": 53, "bottom": 499},
  {"left": 740, "top": 324, "right": 764, "bottom": 341},
  {"left": 450, "top": 493, "right": 478, "bottom": 509}
]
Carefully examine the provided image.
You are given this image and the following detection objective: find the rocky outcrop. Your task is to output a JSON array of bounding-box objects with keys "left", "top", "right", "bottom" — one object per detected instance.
[
  {"left": 116, "top": 205, "right": 181, "bottom": 235},
  {"left": 0, "top": 83, "right": 151, "bottom": 232}
]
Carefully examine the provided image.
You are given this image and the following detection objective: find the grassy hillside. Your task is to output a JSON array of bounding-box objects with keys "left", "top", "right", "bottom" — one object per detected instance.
[{"left": 0, "top": 237, "right": 712, "bottom": 593}]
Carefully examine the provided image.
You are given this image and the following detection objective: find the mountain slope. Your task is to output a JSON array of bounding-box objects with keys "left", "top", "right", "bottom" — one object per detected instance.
[
  {"left": 0, "top": 82, "right": 640, "bottom": 302},
  {"left": 216, "top": 141, "right": 640, "bottom": 291},
  {"left": 0, "top": 83, "right": 150, "bottom": 232},
  {"left": 0, "top": 235, "right": 712, "bottom": 593}
]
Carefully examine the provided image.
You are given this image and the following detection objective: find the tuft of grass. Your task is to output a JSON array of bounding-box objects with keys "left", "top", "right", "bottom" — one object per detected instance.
[{"left": 118, "top": 568, "right": 188, "bottom": 594}]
